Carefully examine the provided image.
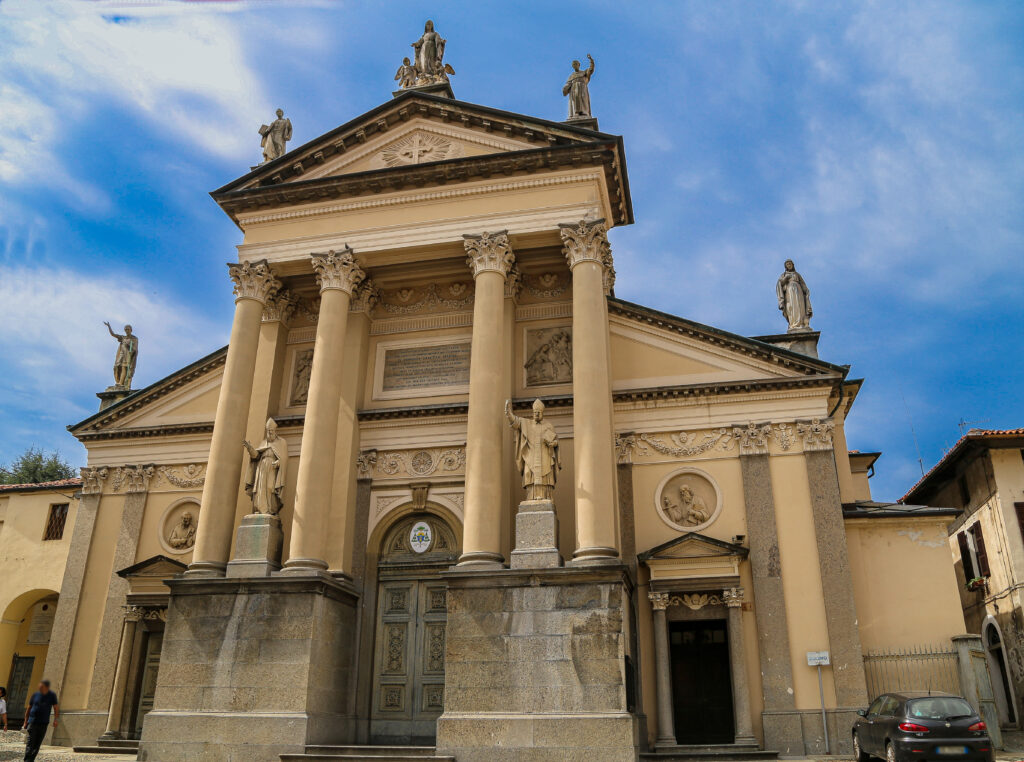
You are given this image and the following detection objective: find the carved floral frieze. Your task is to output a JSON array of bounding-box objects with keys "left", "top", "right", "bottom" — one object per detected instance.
[
  {"left": 124, "top": 605, "right": 167, "bottom": 623},
  {"left": 157, "top": 464, "right": 206, "bottom": 489},
  {"left": 648, "top": 588, "right": 744, "bottom": 611},
  {"left": 524, "top": 271, "right": 569, "bottom": 299},
  {"left": 376, "top": 282, "right": 474, "bottom": 315},
  {"left": 111, "top": 464, "right": 156, "bottom": 493},
  {"left": 371, "top": 447, "right": 467, "bottom": 479},
  {"left": 80, "top": 466, "right": 109, "bottom": 495}
]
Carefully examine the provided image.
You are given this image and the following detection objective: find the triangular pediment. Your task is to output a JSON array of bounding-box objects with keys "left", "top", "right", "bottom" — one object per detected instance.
[
  {"left": 117, "top": 554, "right": 188, "bottom": 580},
  {"left": 639, "top": 532, "right": 748, "bottom": 563}
]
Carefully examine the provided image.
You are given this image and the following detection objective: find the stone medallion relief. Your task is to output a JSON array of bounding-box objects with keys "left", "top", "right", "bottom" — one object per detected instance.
[
  {"left": 290, "top": 347, "right": 314, "bottom": 405},
  {"left": 524, "top": 326, "right": 572, "bottom": 386},
  {"left": 654, "top": 468, "right": 722, "bottom": 533},
  {"left": 159, "top": 499, "right": 200, "bottom": 554},
  {"left": 374, "top": 132, "right": 464, "bottom": 168}
]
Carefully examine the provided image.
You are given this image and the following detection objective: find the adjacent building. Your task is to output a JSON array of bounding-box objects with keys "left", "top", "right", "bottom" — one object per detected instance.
[{"left": 902, "top": 428, "right": 1024, "bottom": 730}]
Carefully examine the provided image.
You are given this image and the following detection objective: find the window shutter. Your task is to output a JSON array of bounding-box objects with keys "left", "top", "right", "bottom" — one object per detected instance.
[
  {"left": 1016, "top": 502, "right": 1024, "bottom": 547},
  {"left": 972, "top": 525, "right": 991, "bottom": 578},
  {"left": 958, "top": 532, "right": 975, "bottom": 580}
]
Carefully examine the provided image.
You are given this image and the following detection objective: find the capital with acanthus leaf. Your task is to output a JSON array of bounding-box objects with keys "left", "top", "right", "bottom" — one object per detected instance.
[
  {"left": 312, "top": 246, "right": 366, "bottom": 295},
  {"left": 228, "top": 259, "right": 281, "bottom": 305},
  {"left": 464, "top": 230, "right": 516, "bottom": 279},
  {"left": 560, "top": 218, "right": 612, "bottom": 271}
]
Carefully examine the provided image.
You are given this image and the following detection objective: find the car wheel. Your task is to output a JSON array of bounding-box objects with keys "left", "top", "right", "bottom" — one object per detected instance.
[
  {"left": 886, "top": 742, "right": 898, "bottom": 762},
  {"left": 853, "top": 732, "right": 871, "bottom": 762}
]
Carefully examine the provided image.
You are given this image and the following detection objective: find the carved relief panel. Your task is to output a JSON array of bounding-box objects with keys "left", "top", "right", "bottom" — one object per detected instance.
[
  {"left": 289, "top": 347, "right": 314, "bottom": 406},
  {"left": 524, "top": 326, "right": 572, "bottom": 386},
  {"left": 654, "top": 467, "right": 723, "bottom": 533}
]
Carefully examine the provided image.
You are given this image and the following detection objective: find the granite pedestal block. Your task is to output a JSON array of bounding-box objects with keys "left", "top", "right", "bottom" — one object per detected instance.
[
  {"left": 510, "top": 498, "right": 563, "bottom": 569},
  {"left": 137, "top": 575, "right": 358, "bottom": 762},
  {"left": 226, "top": 512, "right": 283, "bottom": 578},
  {"left": 436, "top": 565, "right": 640, "bottom": 761}
]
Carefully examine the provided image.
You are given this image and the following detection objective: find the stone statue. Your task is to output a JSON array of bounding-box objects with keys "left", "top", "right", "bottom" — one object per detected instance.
[
  {"left": 167, "top": 511, "right": 196, "bottom": 550},
  {"left": 563, "top": 54, "right": 595, "bottom": 119},
  {"left": 776, "top": 259, "right": 813, "bottom": 333},
  {"left": 409, "top": 20, "right": 455, "bottom": 86},
  {"left": 663, "top": 483, "right": 711, "bottom": 527},
  {"left": 395, "top": 57, "right": 419, "bottom": 89},
  {"left": 243, "top": 418, "right": 289, "bottom": 515},
  {"left": 259, "top": 108, "right": 292, "bottom": 164},
  {"left": 505, "top": 399, "right": 561, "bottom": 501},
  {"left": 103, "top": 321, "right": 138, "bottom": 389}
]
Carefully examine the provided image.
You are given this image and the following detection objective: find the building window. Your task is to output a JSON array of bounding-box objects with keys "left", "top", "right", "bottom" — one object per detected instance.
[
  {"left": 958, "top": 524, "right": 991, "bottom": 581},
  {"left": 970, "top": 524, "right": 991, "bottom": 577},
  {"left": 43, "top": 503, "right": 69, "bottom": 541},
  {"left": 1016, "top": 503, "right": 1024, "bottom": 547}
]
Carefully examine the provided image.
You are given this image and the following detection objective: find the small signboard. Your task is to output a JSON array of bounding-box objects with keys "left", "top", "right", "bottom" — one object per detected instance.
[{"left": 807, "top": 650, "right": 830, "bottom": 666}]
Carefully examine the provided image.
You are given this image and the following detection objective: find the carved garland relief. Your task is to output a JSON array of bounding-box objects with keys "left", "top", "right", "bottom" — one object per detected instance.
[{"left": 654, "top": 467, "right": 723, "bottom": 533}]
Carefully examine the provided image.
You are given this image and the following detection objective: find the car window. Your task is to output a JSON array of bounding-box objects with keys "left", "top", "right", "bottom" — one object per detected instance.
[
  {"left": 907, "top": 697, "right": 974, "bottom": 720},
  {"left": 880, "top": 697, "right": 900, "bottom": 716},
  {"left": 867, "top": 696, "right": 886, "bottom": 716}
]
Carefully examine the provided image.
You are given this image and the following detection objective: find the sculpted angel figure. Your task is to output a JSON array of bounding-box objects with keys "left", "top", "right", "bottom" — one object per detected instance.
[
  {"left": 563, "top": 54, "right": 596, "bottom": 119},
  {"left": 776, "top": 259, "right": 813, "bottom": 332},
  {"left": 243, "top": 418, "right": 289, "bottom": 515},
  {"left": 259, "top": 108, "right": 292, "bottom": 164},
  {"left": 395, "top": 57, "right": 419, "bottom": 89},
  {"left": 505, "top": 399, "right": 561, "bottom": 501},
  {"left": 104, "top": 321, "right": 138, "bottom": 389}
]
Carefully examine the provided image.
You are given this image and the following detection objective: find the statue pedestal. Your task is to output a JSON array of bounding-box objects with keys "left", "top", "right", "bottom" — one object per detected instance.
[
  {"left": 565, "top": 115, "right": 600, "bottom": 131},
  {"left": 393, "top": 81, "right": 454, "bottom": 99},
  {"left": 96, "top": 386, "right": 131, "bottom": 411},
  {"left": 226, "top": 513, "right": 283, "bottom": 578},
  {"left": 510, "top": 499, "right": 562, "bottom": 569},
  {"left": 752, "top": 329, "right": 820, "bottom": 359}
]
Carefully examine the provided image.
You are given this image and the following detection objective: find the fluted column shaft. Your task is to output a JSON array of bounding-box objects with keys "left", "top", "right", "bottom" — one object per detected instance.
[
  {"left": 725, "top": 587, "right": 757, "bottom": 745},
  {"left": 459, "top": 231, "right": 516, "bottom": 567},
  {"left": 100, "top": 609, "right": 140, "bottom": 739},
  {"left": 190, "top": 260, "right": 280, "bottom": 575},
  {"left": 649, "top": 592, "right": 676, "bottom": 746},
  {"left": 284, "top": 247, "right": 365, "bottom": 574},
  {"left": 561, "top": 220, "right": 619, "bottom": 564}
]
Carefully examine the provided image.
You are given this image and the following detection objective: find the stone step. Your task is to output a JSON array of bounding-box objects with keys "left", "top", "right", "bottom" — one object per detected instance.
[
  {"left": 72, "top": 744, "right": 139, "bottom": 755},
  {"left": 281, "top": 746, "right": 453, "bottom": 762},
  {"left": 640, "top": 744, "right": 779, "bottom": 762}
]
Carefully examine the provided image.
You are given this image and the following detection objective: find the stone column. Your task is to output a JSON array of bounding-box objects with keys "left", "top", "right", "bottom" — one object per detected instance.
[
  {"left": 283, "top": 247, "right": 365, "bottom": 574},
  {"left": 190, "top": 260, "right": 281, "bottom": 576},
  {"left": 99, "top": 607, "right": 141, "bottom": 740},
  {"left": 458, "top": 231, "right": 516, "bottom": 567},
  {"left": 724, "top": 587, "right": 757, "bottom": 746},
  {"left": 735, "top": 423, "right": 800, "bottom": 754},
  {"left": 560, "top": 219, "right": 619, "bottom": 564},
  {"left": 798, "top": 418, "right": 868, "bottom": 707},
  {"left": 649, "top": 592, "right": 676, "bottom": 747}
]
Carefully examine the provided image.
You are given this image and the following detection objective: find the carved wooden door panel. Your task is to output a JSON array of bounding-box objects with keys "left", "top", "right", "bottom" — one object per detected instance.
[{"left": 371, "top": 579, "right": 447, "bottom": 744}]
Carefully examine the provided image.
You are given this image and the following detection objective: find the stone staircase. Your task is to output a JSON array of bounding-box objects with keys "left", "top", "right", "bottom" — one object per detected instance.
[
  {"left": 280, "top": 745, "right": 453, "bottom": 762},
  {"left": 72, "top": 738, "right": 139, "bottom": 755},
  {"left": 640, "top": 743, "right": 780, "bottom": 762}
]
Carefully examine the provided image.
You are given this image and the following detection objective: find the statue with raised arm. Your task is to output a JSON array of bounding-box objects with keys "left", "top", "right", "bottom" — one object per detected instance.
[
  {"left": 776, "top": 259, "right": 813, "bottom": 332},
  {"left": 563, "top": 54, "right": 596, "bottom": 119},
  {"left": 104, "top": 321, "right": 138, "bottom": 389},
  {"left": 505, "top": 399, "right": 561, "bottom": 501},
  {"left": 259, "top": 108, "right": 292, "bottom": 164},
  {"left": 243, "top": 418, "right": 289, "bottom": 516},
  {"left": 410, "top": 20, "right": 455, "bottom": 85}
]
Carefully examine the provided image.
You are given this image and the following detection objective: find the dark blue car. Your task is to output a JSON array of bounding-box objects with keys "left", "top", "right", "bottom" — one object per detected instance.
[{"left": 853, "top": 692, "right": 993, "bottom": 762}]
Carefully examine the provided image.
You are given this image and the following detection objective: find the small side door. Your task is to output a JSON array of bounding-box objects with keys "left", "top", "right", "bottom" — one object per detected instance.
[{"left": 862, "top": 695, "right": 887, "bottom": 754}]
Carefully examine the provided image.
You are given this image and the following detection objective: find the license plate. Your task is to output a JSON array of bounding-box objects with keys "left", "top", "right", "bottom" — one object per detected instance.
[{"left": 936, "top": 746, "right": 969, "bottom": 755}]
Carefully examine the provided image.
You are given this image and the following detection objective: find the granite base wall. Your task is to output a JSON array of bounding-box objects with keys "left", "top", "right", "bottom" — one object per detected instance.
[
  {"left": 764, "top": 707, "right": 860, "bottom": 757},
  {"left": 51, "top": 709, "right": 107, "bottom": 749},
  {"left": 136, "top": 575, "right": 358, "bottom": 762},
  {"left": 436, "top": 565, "right": 640, "bottom": 761}
]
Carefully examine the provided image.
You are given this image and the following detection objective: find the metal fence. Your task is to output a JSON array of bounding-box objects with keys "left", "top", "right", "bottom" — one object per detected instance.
[{"left": 863, "top": 644, "right": 962, "bottom": 698}]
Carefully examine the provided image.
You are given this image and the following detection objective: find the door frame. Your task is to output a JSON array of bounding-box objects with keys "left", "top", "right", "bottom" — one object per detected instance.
[{"left": 666, "top": 610, "right": 735, "bottom": 744}]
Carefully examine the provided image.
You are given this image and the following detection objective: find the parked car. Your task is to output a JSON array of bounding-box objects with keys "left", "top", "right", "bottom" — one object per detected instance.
[{"left": 853, "top": 692, "right": 993, "bottom": 762}]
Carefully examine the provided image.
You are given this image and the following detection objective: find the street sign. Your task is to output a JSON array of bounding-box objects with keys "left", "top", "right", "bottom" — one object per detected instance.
[{"left": 807, "top": 650, "right": 830, "bottom": 666}]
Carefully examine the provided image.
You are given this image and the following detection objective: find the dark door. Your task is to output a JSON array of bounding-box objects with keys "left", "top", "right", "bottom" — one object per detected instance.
[
  {"left": 670, "top": 619, "right": 734, "bottom": 744},
  {"left": 6, "top": 656, "right": 34, "bottom": 724}
]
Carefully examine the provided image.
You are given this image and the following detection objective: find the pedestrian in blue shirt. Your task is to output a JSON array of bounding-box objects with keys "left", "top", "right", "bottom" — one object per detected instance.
[{"left": 21, "top": 680, "right": 58, "bottom": 762}]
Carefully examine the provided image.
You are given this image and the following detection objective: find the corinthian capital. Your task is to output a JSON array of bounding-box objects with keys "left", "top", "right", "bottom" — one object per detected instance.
[
  {"left": 262, "top": 289, "right": 299, "bottom": 325},
  {"left": 349, "top": 279, "right": 380, "bottom": 314},
  {"left": 648, "top": 591, "right": 670, "bottom": 611},
  {"left": 228, "top": 259, "right": 281, "bottom": 305},
  {"left": 560, "top": 218, "right": 612, "bottom": 271},
  {"left": 464, "top": 230, "right": 515, "bottom": 279},
  {"left": 80, "top": 466, "right": 108, "bottom": 495},
  {"left": 312, "top": 246, "right": 366, "bottom": 295}
]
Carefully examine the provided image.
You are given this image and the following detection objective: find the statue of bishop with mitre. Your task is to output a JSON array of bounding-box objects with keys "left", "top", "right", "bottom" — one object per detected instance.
[{"left": 505, "top": 399, "right": 561, "bottom": 501}]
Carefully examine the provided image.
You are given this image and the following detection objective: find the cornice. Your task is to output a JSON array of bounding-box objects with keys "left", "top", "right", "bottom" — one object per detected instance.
[{"left": 74, "top": 422, "right": 216, "bottom": 443}]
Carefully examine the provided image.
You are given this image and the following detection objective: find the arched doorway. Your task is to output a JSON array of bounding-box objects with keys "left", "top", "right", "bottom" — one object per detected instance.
[
  {"left": 0, "top": 590, "right": 59, "bottom": 726},
  {"left": 369, "top": 512, "right": 458, "bottom": 745},
  {"left": 984, "top": 620, "right": 1017, "bottom": 726}
]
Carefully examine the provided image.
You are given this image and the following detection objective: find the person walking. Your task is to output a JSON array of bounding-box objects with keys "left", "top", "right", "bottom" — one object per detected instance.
[
  {"left": 0, "top": 686, "right": 8, "bottom": 732},
  {"left": 21, "top": 680, "right": 58, "bottom": 762}
]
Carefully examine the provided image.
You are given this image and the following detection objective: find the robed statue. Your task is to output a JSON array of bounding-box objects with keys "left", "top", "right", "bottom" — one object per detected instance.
[
  {"left": 243, "top": 418, "right": 289, "bottom": 516},
  {"left": 776, "top": 259, "right": 813, "bottom": 332},
  {"left": 259, "top": 108, "right": 292, "bottom": 164},
  {"left": 104, "top": 321, "right": 138, "bottom": 389},
  {"left": 505, "top": 399, "right": 561, "bottom": 501},
  {"left": 563, "top": 54, "right": 596, "bottom": 119},
  {"left": 167, "top": 511, "right": 196, "bottom": 550},
  {"left": 408, "top": 20, "right": 455, "bottom": 86}
]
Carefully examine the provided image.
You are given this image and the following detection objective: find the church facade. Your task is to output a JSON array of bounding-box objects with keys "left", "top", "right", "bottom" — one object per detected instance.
[{"left": 34, "top": 43, "right": 974, "bottom": 762}]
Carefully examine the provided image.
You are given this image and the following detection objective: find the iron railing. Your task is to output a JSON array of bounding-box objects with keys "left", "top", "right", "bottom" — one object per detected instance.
[{"left": 863, "top": 644, "right": 962, "bottom": 699}]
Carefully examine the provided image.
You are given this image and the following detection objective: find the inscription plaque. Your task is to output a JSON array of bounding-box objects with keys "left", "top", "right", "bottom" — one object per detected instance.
[{"left": 381, "top": 341, "right": 471, "bottom": 393}]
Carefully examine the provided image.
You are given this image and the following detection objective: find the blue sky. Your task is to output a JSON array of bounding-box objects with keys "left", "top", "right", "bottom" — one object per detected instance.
[{"left": 1, "top": 1, "right": 1022, "bottom": 500}]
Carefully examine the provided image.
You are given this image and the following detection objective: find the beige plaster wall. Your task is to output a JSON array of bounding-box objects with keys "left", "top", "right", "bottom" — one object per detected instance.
[{"left": 846, "top": 516, "right": 965, "bottom": 650}]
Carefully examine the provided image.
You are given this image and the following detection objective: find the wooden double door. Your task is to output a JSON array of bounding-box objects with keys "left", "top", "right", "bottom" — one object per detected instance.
[
  {"left": 670, "top": 619, "right": 735, "bottom": 744},
  {"left": 370, "top": 577, "right": 448, "bottom": 744}
]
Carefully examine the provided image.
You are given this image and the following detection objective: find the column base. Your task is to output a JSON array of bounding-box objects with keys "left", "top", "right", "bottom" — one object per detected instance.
[
  {"left": 278, "top": 557, "right": 331, "bottom": 577},
  {"left": 455, "top": 550, "right": 505, "bottom": 569},
  {"left": 570, "top": 546, "right": 621, "bottom": 566},
  {"left": 182, "top": 560, "right": 226, "bottom": 578},
  {"left": 510, "top": 499, "right": 562, "bottom": 570},
  {"left": 225, "top": 513, "right": 283, "bottom": 578}
]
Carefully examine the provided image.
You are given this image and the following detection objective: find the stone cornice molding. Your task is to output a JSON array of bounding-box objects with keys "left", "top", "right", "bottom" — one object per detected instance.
[
  {"left": 80, "top": 466, "right": 109, "bottom": 495},
  {"left": 228, "top": 259, "right": 281, "bottom": 305},
  {"left": 312, "top": 246, "right": 366, "bottom": 295},
  {"left": 464, "top": 230, "right": 515, "bottom": 278},
  {"left": 560, "top": 218, "right": 613, "bottom": 276},
  {"left": 112, "top": 464, "right": 156, "bottom": 494},
  {"left": 261, "top": 289, "right": 299, "bottom": 325},
  {"left": 797, "top": 418, "right": 835, "bottom": 452},
  {"left": 349, "top": 279, "right": 381, "bottom": 314},
  {"left": 648, "top": 591, "right": 670, "bottom": 611}
]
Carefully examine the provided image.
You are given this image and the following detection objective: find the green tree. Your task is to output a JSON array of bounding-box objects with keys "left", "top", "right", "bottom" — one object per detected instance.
[{"left": 0, "top": 447, "right": 76, "bottom": 485}]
